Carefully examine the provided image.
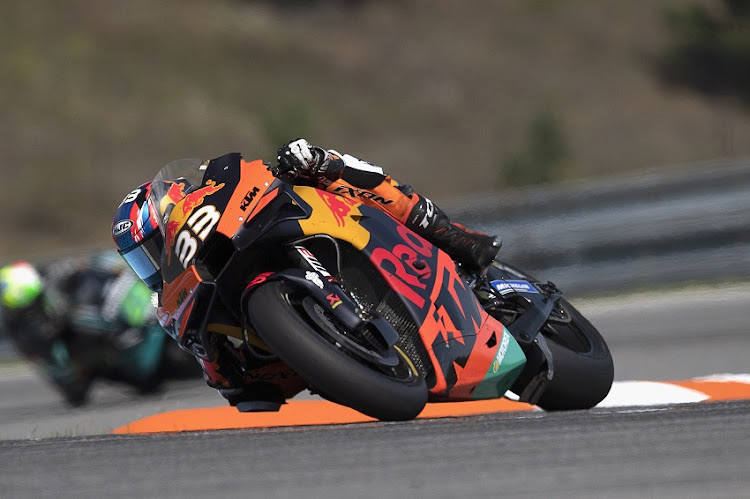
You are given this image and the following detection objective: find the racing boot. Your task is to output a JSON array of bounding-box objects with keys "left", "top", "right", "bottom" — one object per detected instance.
[
  {"left": 198, "top": 335, "right": 267, "bottom": 410},
  {"left": 203, "top": 360, "right": 285, "bottom": 413},
  {"left": 200, "top": 335, "right": 306, "bottom": 413},
  {"left": 404, "top": 194, "right": 502, "bottom": 272},
  {"left": 218, "top": 383, "right": 286, "bottom": 413}
]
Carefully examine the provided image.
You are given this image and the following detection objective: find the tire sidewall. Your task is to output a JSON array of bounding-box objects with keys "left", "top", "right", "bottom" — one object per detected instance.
[{"left": 247, "top": 281, "right": 428, "bottom": 421}]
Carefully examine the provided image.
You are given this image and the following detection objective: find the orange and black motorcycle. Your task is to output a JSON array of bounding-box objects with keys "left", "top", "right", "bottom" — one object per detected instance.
[{"left": 145, "top": 153, "right": 613, "bottom": 421}]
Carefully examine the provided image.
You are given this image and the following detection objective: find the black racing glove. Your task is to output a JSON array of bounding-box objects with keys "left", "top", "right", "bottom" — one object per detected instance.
[{"left": 273, "top": 138, "right": 344, "bottom": 182}]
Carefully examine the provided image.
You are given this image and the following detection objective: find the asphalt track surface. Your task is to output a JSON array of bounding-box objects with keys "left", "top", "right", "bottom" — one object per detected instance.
[{"left": 1, "top": 283, "right": 748, "bottom": 498}]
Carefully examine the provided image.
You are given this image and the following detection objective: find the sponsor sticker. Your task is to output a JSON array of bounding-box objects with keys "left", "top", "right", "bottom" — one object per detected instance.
[
  {"left": 491, "top": 330, "right": 511, "bottom": 373},
  {"left": 295, "top": 246, "right": 331, "bottom": 277},
  {"left": 113, "top": 219, "right": 133, "bottom": 236},
  {"left": 305, "top": 271, "right": 324, "bottom": 289},
  {"left": 326, "top": 293, "right": 342, "bottom": 309},
  {"left": 490, "top": 279, "right": 538, "bottom": 295}
]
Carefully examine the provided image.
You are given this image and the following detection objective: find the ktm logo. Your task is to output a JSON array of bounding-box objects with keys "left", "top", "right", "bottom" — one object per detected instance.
[
  {"left": 240, "top": 187, "right": 260, "bottom": 210},
  {"left": 332, "top": 186, "right": 394, "bottom": 205}
]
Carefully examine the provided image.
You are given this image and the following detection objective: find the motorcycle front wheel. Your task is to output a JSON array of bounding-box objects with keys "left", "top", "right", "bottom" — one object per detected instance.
[{"left": 246, "top": 281, "right": 428, "bottom": 421}]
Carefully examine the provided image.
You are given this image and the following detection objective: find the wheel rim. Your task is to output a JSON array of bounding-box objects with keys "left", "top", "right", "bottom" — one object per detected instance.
[
  {"left": 490, "top": 295, "right": 593, "bottom": 354},
  {"left": 542, "top": 302, "right": 593, "bottom": 354},
  {"left": 283, "top": 291, "right": 419, "bottom": 384}
]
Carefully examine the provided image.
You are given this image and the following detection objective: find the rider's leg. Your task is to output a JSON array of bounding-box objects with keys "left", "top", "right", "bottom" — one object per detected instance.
[
  {"left": 401, "top": 189, "right": 502, "bottom": 272},
  {"left": 327, "top": 171, "right": 501, "bottom": 271}
]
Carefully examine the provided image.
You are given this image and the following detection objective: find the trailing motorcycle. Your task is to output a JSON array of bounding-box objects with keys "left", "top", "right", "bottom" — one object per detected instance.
[
  {"left": 42, "top": 319, "right": 201, "bottom": 407},
  {"left": 1, "top": 270, "right": 201, "bottom": 408},
  {"left": 147, "top": 153, "right": 614, "bottom": 421}
]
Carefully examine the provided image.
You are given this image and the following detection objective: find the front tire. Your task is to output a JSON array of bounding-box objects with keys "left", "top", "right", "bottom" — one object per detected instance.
[{"left": 246, "top": 281, "right": 428, "bottom": 421}]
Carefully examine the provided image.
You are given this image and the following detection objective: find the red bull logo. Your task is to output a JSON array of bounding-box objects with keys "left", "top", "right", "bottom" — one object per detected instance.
[
  {"left": 165, "top": 180, "right": 225, "bottom": 245},
  {"left": 317, "top": 189, "right": 357, "bottom": 227},
  {"left": 179, "top": 180, "right": 224, "bottom": 217},
  {"left": 165, "top": 181, "right": 188, "bottom": 204}
]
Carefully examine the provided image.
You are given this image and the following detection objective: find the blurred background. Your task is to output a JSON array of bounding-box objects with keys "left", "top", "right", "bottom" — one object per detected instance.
[{"left": 1, "top": 0, "right": 750, "bottom": 294}]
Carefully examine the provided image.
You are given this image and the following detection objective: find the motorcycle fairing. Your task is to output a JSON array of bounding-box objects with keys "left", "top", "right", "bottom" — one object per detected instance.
[
  {"left": 160, "top": 154, "right": 277, "bottom": 286},
  {"left": 156, "top": 157, "right": 526, "bottom": 397},
  {"left": 470, "top": 326, "right": 527, "bottom": 399},
  {"left": 289, "top": 186, "right": 527, "bottom": 401},
  {"left": 156, "top": 155, "right": 286, "bottom": 353},
  {"left": 292, "top": 186, "right": 372, "bottom": 251},
  {"left": 158, "top": 263, "right": 217, "bottom": 359},
  {"left": 363, "top": 219, "right": 525, "bottom": 400}
]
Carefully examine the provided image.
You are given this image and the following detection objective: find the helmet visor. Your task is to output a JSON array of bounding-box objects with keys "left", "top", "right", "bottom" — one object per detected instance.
[{"left": 119, "top": 229, "right": 163, "bottom": 291}]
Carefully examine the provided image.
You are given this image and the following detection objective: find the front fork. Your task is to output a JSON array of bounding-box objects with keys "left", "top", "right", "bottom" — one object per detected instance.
[{"left": 241, "top": 243, "right": 401, "bottom": 353}]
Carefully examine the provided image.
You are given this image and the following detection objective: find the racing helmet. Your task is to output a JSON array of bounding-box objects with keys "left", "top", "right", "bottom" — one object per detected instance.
[
  {"left": 0, "top": 261, "right": 43, "bottom": 309},
  {"left": 112, "top": 182, "right": 164, "bottom": 292}
]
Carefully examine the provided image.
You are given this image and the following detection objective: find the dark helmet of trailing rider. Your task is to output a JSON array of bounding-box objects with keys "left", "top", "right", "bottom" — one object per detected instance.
[{"left": 112, "top": 182, "right": 164, "bottom": 292}]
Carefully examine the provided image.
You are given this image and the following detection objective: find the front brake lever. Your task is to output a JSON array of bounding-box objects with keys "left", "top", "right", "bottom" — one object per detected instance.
[{"left": 267, "top": 162, "right": 298, "bottom": 180}]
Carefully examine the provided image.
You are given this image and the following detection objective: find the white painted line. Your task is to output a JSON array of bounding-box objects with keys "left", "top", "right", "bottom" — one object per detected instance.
[{"left": 597, "top": 381, "right": 709, "bottom": 408}]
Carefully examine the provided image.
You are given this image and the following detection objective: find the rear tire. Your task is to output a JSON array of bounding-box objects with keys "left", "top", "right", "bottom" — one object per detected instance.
[
  {"left": 490, "top": 262, "right": 614, "bottom": 410},
  {"left": 246, "top": 281, "right": 428, "bottom": 421},
  {"left": 535, "top": 298, "right": 614, "bottom": 411}
]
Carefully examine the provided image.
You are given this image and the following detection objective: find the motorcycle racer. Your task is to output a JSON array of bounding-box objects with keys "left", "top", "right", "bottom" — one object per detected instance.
[
  {"left": 0, "top": 253, "right": 189, "bottom": 406},
  {"left": 112, "top": 139, "right": 502, "bottom": 410}
]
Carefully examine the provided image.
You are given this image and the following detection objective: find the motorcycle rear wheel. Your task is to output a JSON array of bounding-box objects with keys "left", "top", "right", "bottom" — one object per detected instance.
[
  {"left": 491, "top": 262, "right": 614, "bottom": 410},
  {"left": 246, "top": 281, "right": 428, "bottom": 421},
  {"left": 535, "top": 297, "right": 614, "bottom": 411}
]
